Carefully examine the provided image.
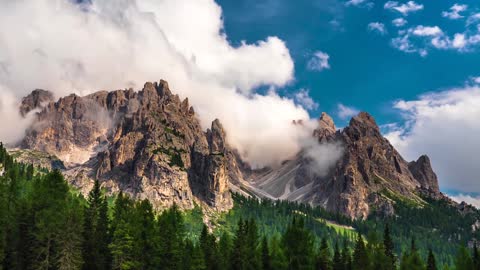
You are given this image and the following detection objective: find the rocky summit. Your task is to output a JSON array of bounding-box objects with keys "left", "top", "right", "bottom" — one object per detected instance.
[
  {"left": 18, "top": 80, "right": 249, "bottom": 211},
  {"left": 17, "top": 80, "right": 441, "bottom": 219},
  {"left": 248, "top": 112, "right": 441, "bottom": 219}
]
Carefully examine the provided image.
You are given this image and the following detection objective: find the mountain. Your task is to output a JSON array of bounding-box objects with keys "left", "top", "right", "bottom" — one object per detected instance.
[
  {"left": 244, "top": 112, "right": 441, "bottom": 219},
  {"left": 18, "top": 80, "right": 248, "bottom": 211},
  {"left": 15, "top": 80, "right": 443, "bottom": 219}
]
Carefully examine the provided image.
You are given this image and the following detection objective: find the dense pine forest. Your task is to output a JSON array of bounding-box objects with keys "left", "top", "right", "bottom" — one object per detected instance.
[{"left": 1, "top": 142, "right": 480, "bottom": 270}]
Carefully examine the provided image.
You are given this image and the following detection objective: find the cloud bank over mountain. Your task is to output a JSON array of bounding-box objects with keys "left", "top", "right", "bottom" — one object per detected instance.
[{"left": 0, "top": 0, "right": 318, "bottom": 167}]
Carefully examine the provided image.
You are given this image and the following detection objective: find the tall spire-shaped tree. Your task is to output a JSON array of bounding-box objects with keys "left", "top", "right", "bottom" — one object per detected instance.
[{"left": 82, "top": 180, "right": 110, "bottom": 270}]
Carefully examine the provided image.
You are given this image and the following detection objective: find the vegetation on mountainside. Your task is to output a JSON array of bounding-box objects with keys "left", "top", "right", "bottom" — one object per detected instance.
[{"left": 1, "top": 142, "right": 480, "bottom": 269}]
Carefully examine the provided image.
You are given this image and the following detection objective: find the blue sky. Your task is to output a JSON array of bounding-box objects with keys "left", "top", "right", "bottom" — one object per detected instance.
[
  {"left": 217, "top": 0, "right": 480, "bottom": 126},
  {"left": 216, "top": 0, "right": 480, "bottom": 199},
  {"left": 1, "top": 0, "right": 480, "bottom": 201}
]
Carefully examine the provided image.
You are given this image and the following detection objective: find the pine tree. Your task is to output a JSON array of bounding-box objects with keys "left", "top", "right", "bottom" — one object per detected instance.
[
  {"left": 57, "top": 194, "right": 84, "bottom": 270},
  {"left": 261, "top": 236, "right": 271, "bottom": 270},
  {"left": 400, "top": 238, "right": 424, "bottom": 270},
  {"left": 269, "top": 233, "right": 287, "bottom": 270},
  {"left": 246, "top": 219, "right": 261, "bottom": 270},
  {"left": 426, "top": 249, "right": 437, "bottom": 270},
  {"left": 383, "top": 224, "right": 396, "bottom": 269},
  {"left": 352, "top": 233, "right": 369, "bottom": 270},
  {"left": 30, "top": 170, "right": 70, "bottom": 270},
  {"left": 199, "top": 225, "right": 218, "bottom": 270},
  {"left": 155, "top": 204, "right": 185, "bottom": 269},
  {"left": 218, "top": 231, "right": 233, "bottom": 270},
  {"left": 455, "top": 246, "right": 474, "bottom": 270},
  {"left": 109, "top": 222, "right": 138, "bottom": 270},
  {"left": 191, "top": 242, "right": 207, "bottom": 270},
  {"left": 341, "top": 240, "right": 352, "bottom": 270},
  {"left": 316, "top": 238, "right": 332, "bottom": 270},
  {"left": 183, "top": 240, "right": 206, "bottom": 270},
  {"left": 283, "top": 218, "right": 315, "bottom": 270},
  {"left": 133, "top": 199, "right": 155, "bottom": 270},
  {"left": 82, "top": 180, "right": 110, "bottom": 270},
  {"left": 473, "top": 244, "right": 480, "bottom": 270},
  {"left": 333, "top": 242, "right": 343, "bottom": 270}
]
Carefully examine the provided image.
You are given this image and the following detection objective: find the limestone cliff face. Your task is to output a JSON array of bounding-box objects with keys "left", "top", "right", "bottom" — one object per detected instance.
[
  {"left": 20, "top": 80, "right": 237, "bottom": 211},
  {"left": 249, "top": 112, "right": 441, "bottom": 219}
]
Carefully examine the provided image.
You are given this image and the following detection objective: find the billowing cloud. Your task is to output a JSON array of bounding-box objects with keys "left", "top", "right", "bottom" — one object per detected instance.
[
  {"left": 368, "top": 22, "right": 387, "bottom": 35},
  {"left": 384, "top": 1, "right": 424, "bottom": 16},
  {"left": 337, "top": 103, "right": 360, "bottom": 120},
  {"left": 385, "top": 86, "right": 480, "bottom": 193},
  {"left": 392, "top": 18, "right": 408, "bottom": 27},
  {"left": 0, "top": 0, "right": 314, "bottom": 168},
  {"left": 442, "top": 4, "right": 468, "bottom": 20},
  {"left": 294, "top": 89, "right": 319, "bottom": 111},
  {"left": 307, "top": 51, "right": 331, "bottom": 72},
  {"left": 303, "top": 139, "right": 344, "bottom": 177}
]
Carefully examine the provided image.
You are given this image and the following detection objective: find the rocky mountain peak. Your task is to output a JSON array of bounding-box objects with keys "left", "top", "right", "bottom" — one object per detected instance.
[
  {"left": 207, "top": 119, "right": 226, "bottom": 153},
  {"left": 18, "top": 80, "right": 243, "bottom": 212},
  {"left": 409, "top": 155, "right": 440, "bottom": 192},
  {"left": 348, "top": 112, "right": 380, "bottom": 134},
  {"left": 247, "top": 111, "right": 442, "bottom": 220},
  {"left": 20, "top": 89, "right": 54, "bottom": 116},
  {"left": 313, "top": 112, "right": 337, "bottom": 142},
  {"left": 319, "top": 112, "right": 336, "bottom": 132}
]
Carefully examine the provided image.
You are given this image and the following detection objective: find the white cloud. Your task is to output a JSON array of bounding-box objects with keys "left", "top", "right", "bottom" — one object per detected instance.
[
  {"left": 391, "top": 33, "right": 417, "bottom": 53},
  {"left": 385, "top": 86, "right": 480, "bottom": 193},
  {"left": 345, "top": 0, "right": 364, "bottom": 6},
  {"left": 368, "top": 22, "right": 387, "bottom": 35},
  {"left": 473, "top": 77, "right": 480, "bottom": 84},
  {"left": 392, "top": 18, "right": 408, "bottom": 27},
  {"left": 452, "top": 33, "right": 467, "bottom": 48},
  {"left": 307, "top": 51, "right": 331, "bottom": 72},
  {"left": 442, "top": 4, "right": 468, "bottom": 20},
  {"left": 467, "top": 13, "right": 480, "bottom": 26},
  {"left": 0, "top": 0, "right": 314, "bottom": 168},
  {"left": 304, "top": 140, "right": 344, "bottom": 177},
  {"left": 345, "top": 0, "right": 374, "bottom": 9},
  {"left": 384, "top": 1, "right": 424, "bottom": 16},
  {"left": 391, "top": 23, "right": 480, "bottom": 55},
  {"left": 337, "top": 103, "right": 360, "bottom": 120},
  {"left": 450, "top": 194, "right": 480, "bottom": 208},
  {"left": 294, "top": 89, "right": 319, "bottom": 111},
  {"left": 412, "top": 25, "right": 443, "bottom": 37}
]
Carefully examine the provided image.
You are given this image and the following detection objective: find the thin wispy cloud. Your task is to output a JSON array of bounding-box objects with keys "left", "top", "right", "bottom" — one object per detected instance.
[
  {"left": 392, "top": 18, "right": 408, "bottom": 27},
  {"left": 337, "top": 104, "right": 360, "bottom": 120},
  {"left": 345, "top": 0, "right": 374, "bottom": 9},
  {"left": 442, "top": 4, "right": 468, "bottom": 20},
  {"left": 368, "top": 22, "right": 387, "bottom": 35},
  {"left": 307, "top": 51, "right": 331, "bottom": 72},
  {"left": 467, "top": 13, "right": 480, "bottom": 26},
  {"left": 294, "top": 89, "right": 319, "bottom": 111}
]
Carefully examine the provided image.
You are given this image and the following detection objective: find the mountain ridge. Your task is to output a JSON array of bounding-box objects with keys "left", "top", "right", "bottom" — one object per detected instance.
[{"left": 15, "top": 80, "right": 445, "bottom": 219}]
